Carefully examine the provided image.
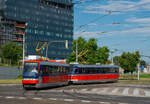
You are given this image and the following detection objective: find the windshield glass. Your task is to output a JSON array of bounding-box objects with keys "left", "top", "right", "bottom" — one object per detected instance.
[{"left": 23, "top": 62, "right": 38, "bottom": 77}]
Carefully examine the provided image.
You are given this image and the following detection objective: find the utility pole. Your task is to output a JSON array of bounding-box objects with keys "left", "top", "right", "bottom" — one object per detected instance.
[
  {"left": 111, "top": 49, "right": 114, "bottom": 65},
  {"left": 23, "top": 23, "right": 28, "bottom": 67},
  {"left": 137, "top": 63, "right": 140, "bottom": 80},
  {"left": 75, "top": 30, "right": 86, "bottom": 63},
  {"left": 76, "top": 40, "right": 78, "bottom": 62}
]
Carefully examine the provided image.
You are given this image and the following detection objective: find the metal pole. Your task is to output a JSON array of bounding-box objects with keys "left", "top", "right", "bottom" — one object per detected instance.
[
  {"left": 46, "top": 43, "right": 49, "bottom": 58},
  {"left": 111, "top": 50, "right": 114, "bottom": 65},
  {"left": 23, "top": 32, "right": 25, "bottom": 67},
  {"left": 137, "top": 63, "right": 140, "bottom": 80},
  {"left": 76, "top": 40, "right": 78, "bottom": 62}
]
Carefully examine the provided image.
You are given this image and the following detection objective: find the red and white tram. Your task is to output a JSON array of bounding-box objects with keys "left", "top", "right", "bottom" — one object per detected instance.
[
  {"left": 22, "top": 60, "right": 119, "bottom": 89},
  {"left": 69, "top": 64, "right": 119, "bottom": 84},
  {"left": 22, "top": 60, "right": 70, "bottom": 89}
]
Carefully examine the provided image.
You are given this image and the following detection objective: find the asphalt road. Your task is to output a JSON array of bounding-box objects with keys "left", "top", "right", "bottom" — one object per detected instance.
[{"left": 0, "top": 84, "right": 150, "bottom": 104}]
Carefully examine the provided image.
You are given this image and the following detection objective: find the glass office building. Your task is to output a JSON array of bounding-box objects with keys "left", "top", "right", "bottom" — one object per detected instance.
[{"left": 0, "top": 0, "right": 74, "bottom": 59}]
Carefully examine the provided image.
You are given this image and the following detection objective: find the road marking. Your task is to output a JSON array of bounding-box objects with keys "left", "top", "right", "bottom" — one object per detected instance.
[
  {"left": 64, "top": 99, "right": 74, "bottom": 102},
  {"left": 18, "top": 97, "right": 26, "bottom": 99},
  {"left": 133, "top": 88, "right": 139, "bottom": 96},
  {"left": 97, "top": 88, "right": 109, "bottom": 94},
  {"left": 40, "top": 90, "right": 62, "bottom": 93},
  {"left": 144, "top": 90, "right": 150, "bottom": 97},
  {"left": 119, "top": 103, "right": 129, "bottom": 104},
  {"left": 48, "top": 98, "right": 57, "bottom": 100},
  {"left": 111, "top": 88, "right": 119, "bottom": 94},
  {"left": 80, "top": 89, "right": 88, "bottom": 92},
  {"left": 123, "top": 88, "right": 129, "bottom": 95},
  {"left": 0, "top": 96, "right": 2, "bottom": 97},
  {"left": 81, "top": 100, "right": 91, "bottom": 103},
  {"left": 5, "top": 96, "right": 15, "bottom": 99},
  {"left": 32, "top": 97, "right": 42, "bottom": 100},
  {"left": 99, "top": 102, "right": 111, "bottom": 104}
]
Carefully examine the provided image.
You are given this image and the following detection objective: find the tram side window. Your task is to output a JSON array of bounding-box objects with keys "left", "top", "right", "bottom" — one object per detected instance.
[
  {"left": 39, "top": 65, "right": 49, "bottom": 74},
  {"left": 106, "top": 68, "right": 116, "bottom": 73},
  {"left": 97, "top": 68, "right": 103, "bottom": 73},
  {"left": 103, "top": 68, "right": 107, "bottom": 73},
  {"left": 48, "top": 66, "right": 58, "bottom": 74},
  {"left": 115, "top": 68, "right": 119, "bottom": 73},
  {"left": 78, "top": 68, "right": 82, "bottom": 74}
]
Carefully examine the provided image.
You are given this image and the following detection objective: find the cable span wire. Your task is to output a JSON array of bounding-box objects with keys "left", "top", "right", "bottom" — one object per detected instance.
[{"left": 75, "top": 1, "right": 150, "bottom": 30}]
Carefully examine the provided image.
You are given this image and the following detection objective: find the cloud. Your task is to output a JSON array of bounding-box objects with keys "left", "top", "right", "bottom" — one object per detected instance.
[
  {"left": 126, "top": 17, "right": 150, "bottom": 23},
  {"left": 126, "top": 17, "right": 150, "bottom": 27},
  {"left": 74, "top": 31, "right": 108, "bottom": 39},
  {"left": 83, "top": 0, "right": 150, "bottom": 14}
]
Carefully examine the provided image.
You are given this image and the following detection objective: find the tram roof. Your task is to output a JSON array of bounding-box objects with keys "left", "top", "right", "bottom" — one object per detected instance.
[
  {"left": 40, "top": 62, "right": 70, "bottom": 67},
  {"left": 73, "top": 64, "right": 119, "bottom": 68}
]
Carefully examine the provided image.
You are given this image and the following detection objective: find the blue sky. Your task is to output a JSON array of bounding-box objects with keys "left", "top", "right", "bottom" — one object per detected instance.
[{"left": 73, "top": 0, "right": 150, "bottom": 63}]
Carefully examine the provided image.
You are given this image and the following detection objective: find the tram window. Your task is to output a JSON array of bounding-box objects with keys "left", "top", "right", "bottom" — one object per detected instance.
[
  {"left": 82, "top": 68, "right": 86, "bottom": 74},
  {"left": 75, "top": 69, "right": 78, "bottom": 74},
  {"left": 93, "top": 68, "right": 97, "bottom": 73},
  {"left": 103, "top": 68, "right": 107, "bottom": 73},
  {"left": 43, "top": 66, "right": 48, "bottom": 74},
  {"left": 97, "top": 68, "right": 103, "bottom": 73},
  {"left": 85, "top": 68, "right": 90, "bottom": 74},
  {"left": 115, "top": 68, "right": 119, "bottom": 73},
  {"left": 78, "top": 68, "right": 82, "bottom": 74}
]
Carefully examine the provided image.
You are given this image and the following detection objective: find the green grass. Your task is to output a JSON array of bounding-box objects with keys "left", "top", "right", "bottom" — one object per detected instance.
[
  {"left": 118, "top": 80, "right": 150, "bottom": 85},
  {"left": 119, "top": 73, "right": 150, "bottom": 84},
  {"left": 119, "top": 73, "right": 150, "bottom": 80},
  {"left": 0, "top": 79, "right": 22, "bottom": 84}
]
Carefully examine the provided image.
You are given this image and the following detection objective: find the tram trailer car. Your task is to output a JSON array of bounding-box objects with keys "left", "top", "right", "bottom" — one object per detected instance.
[
  {"left": 69, "top": 64, "right": 120, "bottom": 84},
  {"left": 22, "top": 60, "right": 70, "bottom": 89}
]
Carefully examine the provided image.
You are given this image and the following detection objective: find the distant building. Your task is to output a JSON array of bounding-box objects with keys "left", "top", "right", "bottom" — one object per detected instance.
[
  {"left": 0, "top": 0, "right": 74, "bottom": 59},
  {"left": 146, "top": 65, "right": 150, "bottom": 73}
]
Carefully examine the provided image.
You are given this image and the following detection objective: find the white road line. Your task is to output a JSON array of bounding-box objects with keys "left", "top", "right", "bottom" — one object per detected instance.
[
  {"left": 119, "top": 103, "right": 129, "bottom": 104},
  {"left": 81, "top": 100, "right": 91, "bottom": 103},
  {"left": 123, "top": 88, "right": 129, "bottom": 95},
  {"left": 111, "top": 88, "right": 119, "bottom": 94},
  {"left": 48, "top": 98, "right": 57, "bottom": 100},
  {"left": 40, "top": 90, "right": 62, "bottom": 93},
  {"left": 0, "top": 96, "right": 2, "bottom": 97},
  {"left": 32, "top": 97, "right": 42, "bottom": 100},
  {"left": 64, "top": 99, "right": 74, "bottom": 102},
  {"left": 91, "top": 88, "right": 99, "bottom": 92},
  {"left": 5, "top": 96, "right": 15, "bottom": 99},
  {"left": 97, "top": 88, "right": 109, "bottom": 94},
  {"left": 144, "top": 90, "right": 150, "bottom": 97},
  {"left": 80, "top": 89, "right": 88, "bottom": 92},
  {"left": 18, "top": 97, "right": 26, "bottom": 100},
  {"left": 133, "top": 88, "right": 140, "bottom": 96},
  {"left": 99, "top": 102, "right": 111, "bottom": 104}
]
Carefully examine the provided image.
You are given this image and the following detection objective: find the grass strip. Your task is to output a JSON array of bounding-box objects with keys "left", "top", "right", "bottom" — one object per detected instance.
[
  {"left": 118, "top": 80, "right": 150, "bottom": 85},
  {"left": 0, "top": 79, "right": 22, "bottom": 84}
]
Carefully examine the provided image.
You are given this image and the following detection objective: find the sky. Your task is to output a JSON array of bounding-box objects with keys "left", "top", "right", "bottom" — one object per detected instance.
[{"left": 73, "top": 0, "right": 150, "bottom": 64}]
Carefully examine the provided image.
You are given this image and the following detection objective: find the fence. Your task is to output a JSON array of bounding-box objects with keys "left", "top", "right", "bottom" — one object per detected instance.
[{"left": 0, "top": 66, "right": 22, "bottom": 79}]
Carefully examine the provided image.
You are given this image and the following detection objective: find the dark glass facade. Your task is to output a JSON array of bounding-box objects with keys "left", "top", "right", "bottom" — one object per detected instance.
[{"left": 0, "top": 0, "right": 74, "bottom": 59}]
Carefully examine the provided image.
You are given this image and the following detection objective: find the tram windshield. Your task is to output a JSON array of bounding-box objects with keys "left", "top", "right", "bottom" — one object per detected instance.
[{"left": 23, "top": 62, "right": 38, "bottom": 77}]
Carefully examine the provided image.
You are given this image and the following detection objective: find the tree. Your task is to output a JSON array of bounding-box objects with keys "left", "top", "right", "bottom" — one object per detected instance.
[
  {"left": 67, "top": 37, "right": 109, "bottom": 64},
  {"left": 113, "top": 56, "right": 120, "bottom": 65},
  {"left": 85, "top": 38, "right": 98, "bottom": 64},
  {"left": 1, "top": 42, "right": 22, "bottom": 65},
  {"left": 95, "top": 46, "right": 109, "bottom": 64},
  {"left": 119, "top": 51, "right": 140, "bottom": 73},
  {"left": 140, "top": 60, "right": 147, "bottom": 67}
]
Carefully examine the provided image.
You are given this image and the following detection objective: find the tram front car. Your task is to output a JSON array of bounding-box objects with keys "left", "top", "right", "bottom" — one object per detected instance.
[{"left": 22, "top": 62, "right": 39, "bottom": 89}]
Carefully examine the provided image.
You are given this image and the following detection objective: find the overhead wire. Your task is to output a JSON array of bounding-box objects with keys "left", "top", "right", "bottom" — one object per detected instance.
[{"left": 75, "top": 1, "right": 150, "bottom": 30}]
